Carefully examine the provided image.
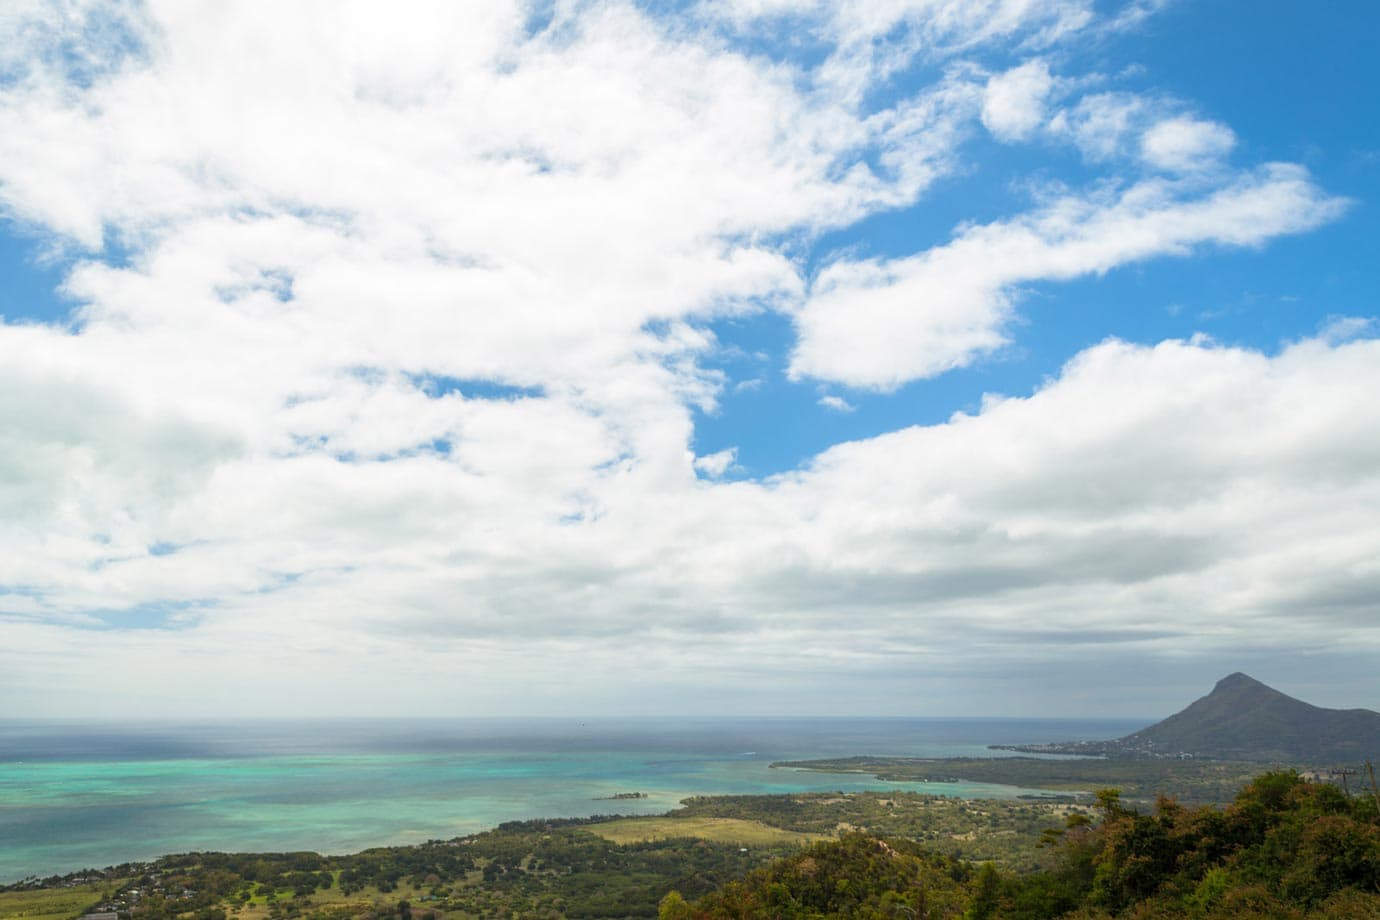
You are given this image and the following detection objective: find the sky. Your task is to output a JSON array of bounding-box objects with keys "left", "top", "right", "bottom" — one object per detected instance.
[{"left": 1, "top": 0, "right": 1377, "bottom": 720}]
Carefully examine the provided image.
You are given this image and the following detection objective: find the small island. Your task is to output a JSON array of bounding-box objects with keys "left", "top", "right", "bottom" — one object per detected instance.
[{"left": 595, "top": 791, "right": 649, "bottom": 800}]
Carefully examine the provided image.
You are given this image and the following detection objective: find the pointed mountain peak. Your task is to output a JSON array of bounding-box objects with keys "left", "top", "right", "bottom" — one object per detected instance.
[
  {"left": 1212, "top": 672, "right": 1267, "bottom": 693},
  {"left": 1108, "top": 672, "right": 1380, "bottom": 761},
  {"left": 997, "top": 673, "right": 1380, "bottom": 762}
]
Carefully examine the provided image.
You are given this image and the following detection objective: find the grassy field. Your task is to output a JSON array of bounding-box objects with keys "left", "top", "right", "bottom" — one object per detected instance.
[
  {"left": 584, "top": 815, "right": 825, "bottom": 846},
  {"left": 232, "top": 882, "right": 431, "bottom": 920},
  {"left": 0, "top": 884, "right": 120, "bottom": 920}
]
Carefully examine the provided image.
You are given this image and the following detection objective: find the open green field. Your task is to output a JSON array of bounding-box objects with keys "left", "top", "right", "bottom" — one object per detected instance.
[
  {"left": 0, "top": 883, "right": 120, "bottom": 920},
  {"left": 584, "top": 815, "right": 825, "bottom": 846},
  {"left": 233, "top": 882, "right": 431, "bottom": 920}
]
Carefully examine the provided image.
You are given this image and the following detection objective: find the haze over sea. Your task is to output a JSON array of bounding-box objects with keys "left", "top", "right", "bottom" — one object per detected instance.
[{"left": 0, "top": 717, "right": 1145, "bottom": 882}]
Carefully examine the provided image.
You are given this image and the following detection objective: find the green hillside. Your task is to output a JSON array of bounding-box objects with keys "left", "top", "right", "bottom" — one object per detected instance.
[{"left": 672, "top": 771, "right": 1380, "bottom": 918}]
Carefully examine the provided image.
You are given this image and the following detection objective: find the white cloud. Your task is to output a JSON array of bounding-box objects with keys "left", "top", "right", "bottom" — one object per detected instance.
[
  {"left": 694, "top": 447, "right": 739, "bottom": 478},
  {"left": 0, "top": 0, "right": 1369, "bottom": 717},
  {"left": 1047, "top": 94, "right": 1236, "bottom": 176},
  {"left": 1141, "top": 115, "right": 1237, "bottom": 172},
  {"left": 790, "top": 164, "right": 1347, "bottom": 389},
  {"left": 1047, "top": 91, "right": 1149, "bottom": 161},
  {"left": 5, "top": 332, "right": 1380, "bottom": 716},
  {"left": 705, "top": 0, "right": 1095, "bottom": 100},
  {"left": 818, "top": 394, "right": 855, "bottom": 412},
  {"left": 982, "top": 59, "right": 1055, "bottom": 142},
  {"left": 1317, "top": 314, "right": 1375, "bottom": 344}
]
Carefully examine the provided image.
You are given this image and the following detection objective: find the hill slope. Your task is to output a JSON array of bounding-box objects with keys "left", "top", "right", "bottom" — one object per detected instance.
[
  {"left": 677, "top": 772, "right": 1380, "bottom": 919},
  {"left": 1001, "top": 673, "right": 1380, "bottom": 762},
  {"left": 1115, "top": 672, "right": 1380, "bottom": 761}
]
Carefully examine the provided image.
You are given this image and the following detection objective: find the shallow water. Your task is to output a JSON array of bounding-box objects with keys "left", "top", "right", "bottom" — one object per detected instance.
[{"left": 0, "top": 716, "right": 1144, "bottom": 881}]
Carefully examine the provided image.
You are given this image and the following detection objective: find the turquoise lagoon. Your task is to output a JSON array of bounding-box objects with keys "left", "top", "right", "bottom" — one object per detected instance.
[{"left": 0, "top": 717, "right": 1144, "bottom": 882}]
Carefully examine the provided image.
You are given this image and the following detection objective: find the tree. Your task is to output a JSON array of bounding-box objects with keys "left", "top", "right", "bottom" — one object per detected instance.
[
  {"left": 965, "top": 862, "right": 1001, "bottom": 920},
  {"left": 657, "top": 891, "right": 694, "bottom": 920}
]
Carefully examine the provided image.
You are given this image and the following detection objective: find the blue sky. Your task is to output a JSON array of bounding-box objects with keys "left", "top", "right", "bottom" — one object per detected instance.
[
  {"left": 0, "top": 0, "right": 1377, "bottom": 718},
  {"left": 693, "top": 0, "right": 1380, "bottom": 476}
]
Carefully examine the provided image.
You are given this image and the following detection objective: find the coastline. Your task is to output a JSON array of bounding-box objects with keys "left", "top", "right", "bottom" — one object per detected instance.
[{"left": 0, "top": 716, "right": 1144, "bottom": 883}]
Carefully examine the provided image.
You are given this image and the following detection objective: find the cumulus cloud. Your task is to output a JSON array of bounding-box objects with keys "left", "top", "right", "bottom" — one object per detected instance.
[
  {"left": 6, "top": 332, "right": 1380, "bottom": 716},
  {"left": 694, "top": 447, "right": 739, "bottom": 478},
  {"left": 1046, "top": 93, "right": 1237, "bottom": 177},
  {"left": 1047, "top": 91, "right": 1150, "bottom": 161},
  {"left": 982, "top": 59, "right": 1056, "bottom": 142},
  {"left": 0, "top": 0, "right": 1369, "bottom": 716},
  {"left": 790, "top": 164, "right": 1346, "bottom": 389},
  {"left": 1141, "top": 115, "right": 1237, "bottom": 172}
]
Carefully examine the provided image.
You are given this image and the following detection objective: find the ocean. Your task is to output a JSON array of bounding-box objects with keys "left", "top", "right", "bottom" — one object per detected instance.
[{"left": 0, "top": 717, "right": 1145, "bottom": 883}]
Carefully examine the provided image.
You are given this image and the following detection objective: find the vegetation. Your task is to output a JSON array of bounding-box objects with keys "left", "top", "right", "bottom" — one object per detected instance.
[
  {"left": 676, "top": 833, "right": 977, "bottom": 920},
  {"left": 665, "top": 771, "right": 1380, "bottom": 918},
  {"left": 585, "top": 817, "right": 823, "bottom": 847},
  {"left": 0, "top": 883, "right": 126, "bottom": 920},
  {"left": 1, "top": 819, "right": 792, "bottom": 920},
  {"left": 673, "top": 793, "right": 1084, "bottom": 872},
  {"left": 774, "top": 758, "right": 1262, "bottom": 806},
  {"left": 6, "top": 771, "right": 1377, "bottom": 919},
  {"left": 995, "top": 771, "right": 1380, "bottom": 918}
]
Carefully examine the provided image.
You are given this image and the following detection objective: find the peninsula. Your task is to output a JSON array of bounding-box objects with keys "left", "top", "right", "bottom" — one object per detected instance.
[
  {"left": 774, "top": 674, "right": 1380, "bottom": 806},
  {"left": 992, "top": 672, "right": 1380, "bottom": 762}
]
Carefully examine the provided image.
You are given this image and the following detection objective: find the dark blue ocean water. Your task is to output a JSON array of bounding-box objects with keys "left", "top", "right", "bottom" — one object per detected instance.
[{"left": 0, "top": 717, "right": 1144, "bottom": 883}]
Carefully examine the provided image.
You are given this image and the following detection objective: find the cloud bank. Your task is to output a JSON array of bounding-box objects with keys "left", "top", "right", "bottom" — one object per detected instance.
[{"left": 0, "top": 0, "right": 1373, "bottom": 717}]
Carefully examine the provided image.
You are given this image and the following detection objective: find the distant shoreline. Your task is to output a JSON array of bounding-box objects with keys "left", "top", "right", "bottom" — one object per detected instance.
[
  {"left": 0, "top": 716, "right": 1149, "bottom": 883},
  {"left": 774, "top": 755, "right": 1270, "bottom": 807}
]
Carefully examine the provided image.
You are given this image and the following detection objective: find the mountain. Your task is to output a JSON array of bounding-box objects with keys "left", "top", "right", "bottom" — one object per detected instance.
[
  {"left": 999, "top": 673, "right": 1380, "bottom": 763},
  {"left": 1112, "top": 672, "right": 1380, "bottom": 762}
]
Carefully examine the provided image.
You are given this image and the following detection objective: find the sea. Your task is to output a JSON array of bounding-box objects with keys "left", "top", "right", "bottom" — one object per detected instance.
[{"left": 0, "top": 717, "right": 1146, "bottom": 883}]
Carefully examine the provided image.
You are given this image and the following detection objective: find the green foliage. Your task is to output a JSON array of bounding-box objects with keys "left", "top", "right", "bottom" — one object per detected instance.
[
  {"left": 1183, "top": 866, "right": 1229, "bottom": 914},
  {"left": 677, "top": 776, "right": 1380, "bottom": 918},
  {"left": 659, "top": 890, "right": 695, "bottom": 919},
  {"left": 675, "top": 791, "right": 1080, "bottom": 871},
  {"left": 690, "top": 833, "right": 973, "bottom": 919},
  {"left": 8, "top": 770, "right": 1380, "bottom": 919},
  {"left": 1010, "top": 770, "right": 1380, "bottom": 917},
  {"left": 965, "top": 863, "right": 1001, "bottom": 920},
  {"left": 0, "top": 882, "right": 124, "bottom": 920}
]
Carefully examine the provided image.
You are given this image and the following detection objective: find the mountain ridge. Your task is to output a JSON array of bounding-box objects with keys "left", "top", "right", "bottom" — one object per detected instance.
[{"left": 996, "top": 672, "right": 1380, "bottom": 763}]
